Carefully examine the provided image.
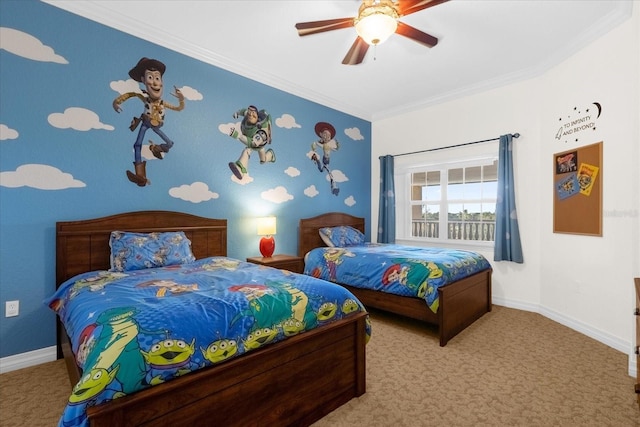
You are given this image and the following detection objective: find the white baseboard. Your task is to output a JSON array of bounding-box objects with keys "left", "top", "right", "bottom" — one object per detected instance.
[
  {"left": 492, "top": 296, "right": 636, "bottom": 378},
  {"left": 0, "top": 346, "right": 57, "bottom": 374}
]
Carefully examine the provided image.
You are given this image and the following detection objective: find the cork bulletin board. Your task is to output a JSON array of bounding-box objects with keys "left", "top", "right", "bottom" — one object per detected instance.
[{"left": 553, "top": 141, "right": 602, "bottom": 236}]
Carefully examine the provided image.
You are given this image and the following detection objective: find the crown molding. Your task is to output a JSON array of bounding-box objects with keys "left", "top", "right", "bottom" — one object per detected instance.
[{"left": 43, "top": 1, "right": 633, "bottom": 123}]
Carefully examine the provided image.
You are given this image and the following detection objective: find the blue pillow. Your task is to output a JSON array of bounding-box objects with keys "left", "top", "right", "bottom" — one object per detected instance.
[
  {"left": 319, "top": 226, "right": 366, "bottom": 247},
  {"left": 109, "top": 231, "right": 195, "bottom": 272}
]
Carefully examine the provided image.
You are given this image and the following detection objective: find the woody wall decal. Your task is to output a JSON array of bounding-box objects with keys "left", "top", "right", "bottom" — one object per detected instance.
[{"left": 112, "top": 57, "right": 185, "bottom": 186}]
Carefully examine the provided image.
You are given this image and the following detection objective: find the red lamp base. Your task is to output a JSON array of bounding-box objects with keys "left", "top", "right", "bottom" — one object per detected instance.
[{"left": 259, "top": 236, "right": 275, "bottom": 258}]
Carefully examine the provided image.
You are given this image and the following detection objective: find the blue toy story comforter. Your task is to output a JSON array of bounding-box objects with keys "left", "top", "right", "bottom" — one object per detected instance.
[
  {"left": 45, "top": 256, "right": 369, "bottom": 427},
  {"left": 304, "top": 243, "right": 492, "bottom": 313}
]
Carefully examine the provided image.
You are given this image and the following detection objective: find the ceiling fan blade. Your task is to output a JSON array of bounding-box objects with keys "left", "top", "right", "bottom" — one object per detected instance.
[
  {"left": 397, "top": 0, "right": 449, "bottom": 17},
  {"left": 295, "top": 17, "right": 354, "bottom": 37},
  {"left": 396, "top": 21, "right": 438, "bottom": 47},
  {"left": 342, "top": 37, "right": 369, "bottom": 65}
]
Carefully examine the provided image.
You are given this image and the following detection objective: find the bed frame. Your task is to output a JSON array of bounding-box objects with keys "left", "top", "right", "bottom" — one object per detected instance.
[
  {"left": 299, "top": 212, "right": 492, "bottom": 346},
  {"left": 56, "top": 210, "right": 367, "bottom": 427}
]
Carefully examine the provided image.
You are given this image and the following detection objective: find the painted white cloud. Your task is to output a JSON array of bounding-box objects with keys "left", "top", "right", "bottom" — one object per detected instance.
[
  {"left": 285, "top": 166, "right": 300, "bottom": 177},
  {"left": 141, "top": 145, "right": 157, "bottom": 161},
  {"left": 169, "top": 181, "right": 219, "bottom": 203},
  {"left": 344, "top": 196, "right": 356, "bottom": 207},
  {"left": 0, "top": 124, "right": 18, "bottom": 140},
  {"left": 177, "top": 85, "right": 202, "bottom": 101},
  {"left": 219, "top": 122, "right": 240, "bottom": 136},
  {"left": 0, "top": 27, "right": 68, "bottom": 64},
  {"left": 232, "top": 172, "right": 254, "bottom": 185},
  {"left": 139, "top": 144, "right": 171, "bottom": 160},
  {"left": 326, "top": 169, "right": 348, "bottom": 183},
  {"left": 275, "top": 114, "right": 301, "bottom": 129},
  {"left": 110, "top": 79, "right": 142, "bottom": 95},
  {"left": 345, "top": 127, "right": 364, "bottom": 141},
  {"left": 0, "top": 164, "right": 85, "bottom": 190},
  {"left": 304, "top": 185, "right": 319, "bottom": 198},
  {"left": 262, "top": 186, "right": 293, "bottom": 203},
  {"left": 48, "top": 107, "right": 114, "bottom": 131},
  {"left": 109, "top": 80, "right": 202, "bottom": 102}
]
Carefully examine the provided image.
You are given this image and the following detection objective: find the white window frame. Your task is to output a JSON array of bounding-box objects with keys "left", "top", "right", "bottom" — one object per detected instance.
[{"left": 395, "top": 155, "right": 498, "bottom": 250}]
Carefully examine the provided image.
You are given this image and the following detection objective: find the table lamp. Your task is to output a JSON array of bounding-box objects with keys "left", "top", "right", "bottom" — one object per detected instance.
[{"left": 257, "top": 216, "right": 276, "bottom": 258}]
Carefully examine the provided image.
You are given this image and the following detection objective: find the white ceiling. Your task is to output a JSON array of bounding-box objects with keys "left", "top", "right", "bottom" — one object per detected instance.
[{"left": 46, "top": 0, "right": 633, "bottom": 121}]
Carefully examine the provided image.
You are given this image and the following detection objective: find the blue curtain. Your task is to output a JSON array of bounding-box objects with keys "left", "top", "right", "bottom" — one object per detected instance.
[
  {"left": 494, "top": 134, "right": 523, "bottom": 263},
  {"left": 377, "top": 155, "right": 396, "bottom": 243}
]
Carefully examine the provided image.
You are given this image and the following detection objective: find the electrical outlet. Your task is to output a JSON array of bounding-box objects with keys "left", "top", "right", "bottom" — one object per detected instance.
[{"left": 6, "top": 300, "right": 19, "bottom": 317}]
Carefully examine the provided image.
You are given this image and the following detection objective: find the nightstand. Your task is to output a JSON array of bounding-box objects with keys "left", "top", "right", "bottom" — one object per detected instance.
[{"left": 246, "top": 254, "right": 304, "bottom": 274}]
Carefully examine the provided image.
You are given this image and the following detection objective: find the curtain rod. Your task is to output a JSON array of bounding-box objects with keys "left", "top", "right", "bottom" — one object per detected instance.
[{"left": 388, "top": 132, "right": 520, "bottom": 158}]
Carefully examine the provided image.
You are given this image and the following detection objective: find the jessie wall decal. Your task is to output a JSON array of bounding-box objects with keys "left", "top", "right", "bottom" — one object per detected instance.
[
  {"left": 310, "top": 121, "right": 340, "bottom": 195},
  {"left": 227, "top": 105, "right": 275, "bottom": 180},
  {"left": 112, "top": 57, "right": 185, "bottom": 186}
]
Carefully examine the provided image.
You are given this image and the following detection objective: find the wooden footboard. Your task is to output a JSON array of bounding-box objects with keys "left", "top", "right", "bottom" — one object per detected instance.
[
  {"left": 341, "top": 269, "right": 491, "bottom": 346},
  {"left": 437, "top": 269, "right": 492, "bottom": 346},
  {"left": 84, "top": 313, "right": 367, "bottom": 427}
]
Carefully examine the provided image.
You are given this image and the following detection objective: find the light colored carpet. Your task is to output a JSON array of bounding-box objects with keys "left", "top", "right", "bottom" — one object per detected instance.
[
  {"left": 314, "top": 306, "right": 639, "bottom": 427},
  {"left": 0, "top": 356, "right": 70, "bottom": 426},
  {"left": 1, "top": 305, "right": 638, "bottom": 426}
]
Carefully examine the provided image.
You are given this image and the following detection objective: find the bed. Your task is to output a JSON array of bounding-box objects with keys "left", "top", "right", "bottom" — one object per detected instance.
[
  {"left": 298, "top": 212, "right": 492, "bottom": 347},
  {"left": 51, "top": 210, "right": 368, "bottom": 427}
]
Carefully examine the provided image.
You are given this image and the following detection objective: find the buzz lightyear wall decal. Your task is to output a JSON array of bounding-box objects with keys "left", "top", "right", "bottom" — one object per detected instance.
[
  {"left": 112, "top": 57, "right": 185, "bottom": 186},
  {"left": 227, "top": 105, "right": 275, "bottom": 180},
  {"left": 310, "top": 122, "right": 340, "bottom": 195}
]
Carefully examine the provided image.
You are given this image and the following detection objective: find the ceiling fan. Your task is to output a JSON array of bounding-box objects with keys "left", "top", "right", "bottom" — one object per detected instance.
[{"left": 295, "top": 0, "right": 449, "bottom": 65}]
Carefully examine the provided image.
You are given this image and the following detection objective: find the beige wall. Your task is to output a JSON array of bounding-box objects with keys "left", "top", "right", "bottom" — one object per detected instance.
[{"left": 371, "top": 5, "right": 639, "bottom": 375}]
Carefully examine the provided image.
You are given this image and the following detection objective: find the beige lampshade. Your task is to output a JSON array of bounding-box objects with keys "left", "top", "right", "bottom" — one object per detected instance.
[{"left": 257, "top": 216, "right": 277, "bottom": 236}]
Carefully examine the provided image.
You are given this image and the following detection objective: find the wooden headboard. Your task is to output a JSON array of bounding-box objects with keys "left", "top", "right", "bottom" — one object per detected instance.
[
  {"left": 298, "top": 212, "right": 365, "bottom": 257},
  {"left": 56, "top": 210, "right": 227, "bottom": 286}
]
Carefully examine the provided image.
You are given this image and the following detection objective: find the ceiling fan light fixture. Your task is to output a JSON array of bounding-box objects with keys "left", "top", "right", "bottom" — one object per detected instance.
[{"left": 354, "top": 0, "right": 399, "bottom": 45}]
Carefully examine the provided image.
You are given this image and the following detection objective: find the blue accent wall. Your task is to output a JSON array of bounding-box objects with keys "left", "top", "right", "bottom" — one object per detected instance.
[{"left": 0, "top": 1, "right": 371, "bottom": 358}]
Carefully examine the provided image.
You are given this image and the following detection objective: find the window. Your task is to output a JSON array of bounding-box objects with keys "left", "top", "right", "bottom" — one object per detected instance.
[{"left": 401, "top": 158, "right": 498, "bottom": 244}]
